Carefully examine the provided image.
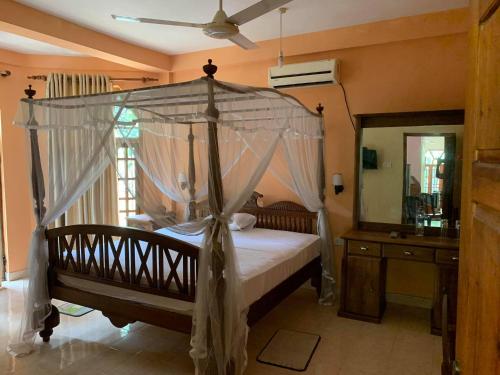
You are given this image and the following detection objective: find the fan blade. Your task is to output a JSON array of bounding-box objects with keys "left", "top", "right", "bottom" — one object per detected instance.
[
  {"left": 228, "top": 33, "right": 258, "bottom": 50},
  {"left": 227, "top": 0, "right": 293, "bottom": 26},
  {"left": 112, "top": 15, "right": 206, "bottom": 28}
]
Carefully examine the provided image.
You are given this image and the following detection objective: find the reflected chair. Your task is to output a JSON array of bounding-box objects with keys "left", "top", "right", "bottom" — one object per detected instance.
[{"left": 404, "top": 196, "right": 420, "bottom": 224}]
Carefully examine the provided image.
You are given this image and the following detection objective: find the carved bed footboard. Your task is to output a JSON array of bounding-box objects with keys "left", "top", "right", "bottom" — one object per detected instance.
[{"left": 46, "top": 225, "right": 199, "bottom": 302}]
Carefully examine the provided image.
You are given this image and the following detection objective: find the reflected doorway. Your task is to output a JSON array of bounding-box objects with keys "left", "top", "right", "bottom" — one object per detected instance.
[{"left": 403, "top": 134, "right": 456, "bottom": 227}]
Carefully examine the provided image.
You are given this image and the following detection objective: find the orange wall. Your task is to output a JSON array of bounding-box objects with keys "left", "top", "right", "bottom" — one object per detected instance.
[
  {"left": 171, "top": 33, "right": 468, "bottom": 298},
  {"left": 0, "top": 50, "right": 158, "bottom": 273}
]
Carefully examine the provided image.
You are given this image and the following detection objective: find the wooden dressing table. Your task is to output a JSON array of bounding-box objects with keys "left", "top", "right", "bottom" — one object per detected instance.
[
  {"left": 338, "top": 230, "right": 459, "bottom": 334},
  {"left": 341, "top": 110, "right": 465, "bottom": 337}
]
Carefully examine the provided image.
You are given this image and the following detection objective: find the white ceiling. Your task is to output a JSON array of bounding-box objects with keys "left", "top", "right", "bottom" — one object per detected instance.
[
  {"left": 0, "top": 31, "right": 81, "bottom": 55},
  {"left": 13, "top": 0, "right": 468, "bottom": 55}
]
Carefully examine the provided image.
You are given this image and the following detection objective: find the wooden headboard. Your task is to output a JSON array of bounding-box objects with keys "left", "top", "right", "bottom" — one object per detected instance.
[
  {"left": 240, "top": 195, "right": 317, "bottom": 234},
  {"left": 196, "top": 192, "right": 317, "bottom": 234}
]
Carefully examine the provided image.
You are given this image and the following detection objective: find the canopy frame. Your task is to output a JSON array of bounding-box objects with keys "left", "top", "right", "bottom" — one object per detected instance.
[{"left": 11, "top": 60, "right": 334, "bottom": 375}]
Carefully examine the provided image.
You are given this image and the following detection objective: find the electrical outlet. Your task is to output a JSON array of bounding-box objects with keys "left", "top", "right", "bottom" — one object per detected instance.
[
  {"left": 383, "top": 160, "right": 392, "bottom": 168},
  {"left": 334, "top": 237, "right": 344, "bottom": 246}
]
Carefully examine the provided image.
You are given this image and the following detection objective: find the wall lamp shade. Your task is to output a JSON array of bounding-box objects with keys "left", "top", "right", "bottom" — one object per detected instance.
[{"left": 333, "top": 173, "right": 344, "bottom": 195}]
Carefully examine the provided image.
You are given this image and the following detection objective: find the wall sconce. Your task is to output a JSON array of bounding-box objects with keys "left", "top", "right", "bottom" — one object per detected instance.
[
  {"left": 333, "top": 173, "right": 344, "bottom": 195},
  {"left": 178, "top": 172, "right": 188, "bottom": 190},
  {"left": 0, "top": 70, "right": 11, "bottom": 78}
]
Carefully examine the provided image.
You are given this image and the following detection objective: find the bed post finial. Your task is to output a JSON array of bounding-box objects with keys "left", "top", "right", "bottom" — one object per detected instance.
[
  {"left": 25, "top": 84, "right": 36, "bottom": 99},
  {"left": 316, "top": 103, "right": 324, "bottom": 115},
  {"left": 203, "top": 59, "right": 217, "bottom": 78}
]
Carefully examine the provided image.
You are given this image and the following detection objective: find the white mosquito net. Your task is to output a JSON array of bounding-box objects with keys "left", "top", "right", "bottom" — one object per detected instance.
[{"left": 8, "top": 73, "right": 335, "bottom": 375}]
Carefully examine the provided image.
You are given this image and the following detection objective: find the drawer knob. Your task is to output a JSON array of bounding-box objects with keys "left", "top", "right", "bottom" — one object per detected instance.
[
  {"left": 451, "top": 256, "right": 459, "bottom": 261},
  {"left": 403, "top": 251, "right": 414, "bottom": 256},
  {"left": 360, "top": 246, "right": 369, "bottom": 251}
]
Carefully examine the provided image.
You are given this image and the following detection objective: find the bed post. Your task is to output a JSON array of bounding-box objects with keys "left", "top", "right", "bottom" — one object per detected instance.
[
  {"left": 25, "top": 85, "right": 60, "bottom": 342},
  {"left": 312, "top": 103, "right": 326, "bottom": 297},
  {"left": 203, "top": 59, "right": 230, "bottom": 374},
  {"left": 187, "top": 123, "right": 197, "bottom": 221},
  {"left": 26, "top": 86, "right": 46, "bottom": 221},
  {"left": 316, "top": 103, "right": 325, "bottom": 202}
]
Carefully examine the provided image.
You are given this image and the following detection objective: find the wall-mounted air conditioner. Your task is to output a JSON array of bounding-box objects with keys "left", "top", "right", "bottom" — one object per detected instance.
[{"left": 268, "top": 59, "right": 339, "bottom": 89}]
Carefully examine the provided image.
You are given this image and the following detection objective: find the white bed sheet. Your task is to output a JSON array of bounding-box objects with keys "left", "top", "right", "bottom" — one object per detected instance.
[{"left": 57, "top": 228, "right": 320, "bottom": 315}]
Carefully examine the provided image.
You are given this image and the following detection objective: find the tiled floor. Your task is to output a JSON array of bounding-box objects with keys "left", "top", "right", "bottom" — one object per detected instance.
[{"left": 0, "top": 281, "right": 442, "bottom": 374}]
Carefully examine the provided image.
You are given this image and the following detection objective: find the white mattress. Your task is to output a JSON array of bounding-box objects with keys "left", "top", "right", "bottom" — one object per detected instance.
[{"left": 57, "top": 228, "right": 320, "bottom": 315}]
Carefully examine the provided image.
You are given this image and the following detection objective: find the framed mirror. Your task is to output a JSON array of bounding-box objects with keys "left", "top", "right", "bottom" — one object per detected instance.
[{"left": 353, "top": 110, "right": 465, "bottom": 234}]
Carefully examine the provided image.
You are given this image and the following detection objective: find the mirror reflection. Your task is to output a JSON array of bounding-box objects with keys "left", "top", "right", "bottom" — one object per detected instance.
[
  {"left": 359, "top": 125, "right": 463, "bottom": 226},
  {"left": 404, "top": 134, "right": 454, "bottom": 227}
]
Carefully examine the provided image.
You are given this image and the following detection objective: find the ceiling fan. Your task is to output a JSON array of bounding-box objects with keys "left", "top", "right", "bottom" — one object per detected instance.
[{"left": 112, "top": 0, "right": 293, "bottom": 50}]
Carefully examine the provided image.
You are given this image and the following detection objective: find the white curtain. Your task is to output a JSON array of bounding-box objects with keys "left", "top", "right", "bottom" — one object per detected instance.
[
  {"left": 129, "top": 120, "right": 247, "bottom": 224},
  {"left": 9, "top": 78, "right": 334, "bottom": 374},
  {"left": 121, "top": 82, "right": 250, "bottom": 225},
  {"left": 46, "top": 73, "right": 118, "bottom": 226},
  {"left": 119, "top": 95, "right": 282, "bottom": 373},
  {"left": 248, "top": 121, "right": 336, "bottom": 304},
  {"left": 7, "top": 97, "right": 126, "bottom": 356},
  {"left": 189, "top": 124, "right": 281, "bottom": 374},
  {"left": 281, "top": 132, "right": 336, "bottom": 303}
]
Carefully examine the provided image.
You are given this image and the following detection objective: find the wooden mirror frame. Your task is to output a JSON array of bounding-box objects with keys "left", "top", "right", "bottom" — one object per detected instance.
[{"left": 353, "top": 110, "right": 465, "bottom": 235}]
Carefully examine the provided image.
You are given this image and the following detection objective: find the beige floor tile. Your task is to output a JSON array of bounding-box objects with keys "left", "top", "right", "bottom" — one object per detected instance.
[{"left": 0, "top": 281, "right": 441, "bottom": 374}]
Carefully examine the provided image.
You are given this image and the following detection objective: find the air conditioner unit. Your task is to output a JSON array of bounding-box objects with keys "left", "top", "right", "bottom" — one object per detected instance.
[{"left": 268, "top": 59, "right": 339, "bottom": 89}]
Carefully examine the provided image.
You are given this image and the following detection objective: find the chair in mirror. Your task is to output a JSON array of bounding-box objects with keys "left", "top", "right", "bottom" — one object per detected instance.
[{"left": 354, "top": 110, "right": 464, "bottom": 236}]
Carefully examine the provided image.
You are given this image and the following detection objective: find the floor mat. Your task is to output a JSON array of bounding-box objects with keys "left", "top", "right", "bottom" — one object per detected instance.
[
  {"left": 58, "top": 303, "right": 94, "bottom": 317},
  {"left": 257, "top": 329, "right": 321, "bottom": 371}
]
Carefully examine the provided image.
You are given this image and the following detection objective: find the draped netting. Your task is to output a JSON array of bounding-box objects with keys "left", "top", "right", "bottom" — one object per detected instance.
[
  {"left": 7, "top": 99, "right": 116, "bottom": 356},
  {"left": 8, "top": 77, "right": 336, "bottom": 375}
]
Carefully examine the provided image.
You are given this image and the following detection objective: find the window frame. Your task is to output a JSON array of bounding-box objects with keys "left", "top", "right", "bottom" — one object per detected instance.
[{"left": 113, "top": 106, "right": 141, "bottom": 226}]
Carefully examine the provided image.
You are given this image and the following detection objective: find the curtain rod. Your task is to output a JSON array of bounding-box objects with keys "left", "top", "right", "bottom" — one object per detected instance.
[{"left": 27, "top": 75, "right": 158, "bottom": 83}]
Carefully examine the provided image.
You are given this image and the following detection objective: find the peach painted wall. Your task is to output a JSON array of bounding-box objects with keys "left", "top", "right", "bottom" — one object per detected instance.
[
  {"left": 0, "top": 50, "right": 159, "bottom": 273},
  {"left": 170, "top": 33, "right": 467, "bottom": 298}
]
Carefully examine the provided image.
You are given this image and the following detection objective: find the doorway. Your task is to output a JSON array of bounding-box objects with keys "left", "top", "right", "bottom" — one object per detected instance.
[{"left": 402, "top": 133, "right": 456, "bottom": 227}]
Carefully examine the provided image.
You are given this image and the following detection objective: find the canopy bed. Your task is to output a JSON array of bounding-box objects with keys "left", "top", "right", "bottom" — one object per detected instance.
[
  {"left": 8, "top": 60, "right": 335, "bottom": 375},
  {"left": 45, "top": 198, "right": 321, "bottom": 330}
]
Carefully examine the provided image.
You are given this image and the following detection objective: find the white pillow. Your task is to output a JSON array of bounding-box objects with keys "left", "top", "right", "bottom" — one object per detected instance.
[{"left": 229, "top": 213, "right": 257, "bottom": 231}]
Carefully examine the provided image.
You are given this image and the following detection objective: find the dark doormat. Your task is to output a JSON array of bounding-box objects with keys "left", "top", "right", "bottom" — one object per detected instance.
[{"left": 257, "top": 329, "right": 321, "bottom": 371}]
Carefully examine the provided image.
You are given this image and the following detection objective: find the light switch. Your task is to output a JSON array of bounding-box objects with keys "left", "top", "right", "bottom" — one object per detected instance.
[{"left": 383, "top": 160, "right": 392, "bottom": 168}]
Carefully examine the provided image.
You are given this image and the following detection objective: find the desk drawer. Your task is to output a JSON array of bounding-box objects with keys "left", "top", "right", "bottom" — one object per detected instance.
[
  {"left": 383, "top": 244, "right": 434, "bottom": 262},
  {"left": 436, "top": 249, "right": 459, "bottom": 265},
  {"left": 348, "top": 240, "right": 381, "bottom": 257}
]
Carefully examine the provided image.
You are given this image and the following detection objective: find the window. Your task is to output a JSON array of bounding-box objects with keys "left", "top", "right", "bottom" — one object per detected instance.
[
  {"left": 114, "top": 107, "right": 140, "bottom": 226},
  {"left": 423, "top": 150, "right": 444, "bottom": 194}
]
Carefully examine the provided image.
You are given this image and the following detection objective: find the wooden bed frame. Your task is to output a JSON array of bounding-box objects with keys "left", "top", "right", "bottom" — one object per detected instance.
[{"left": 40, "top": 200, "right": 320, "bottom": 342}]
